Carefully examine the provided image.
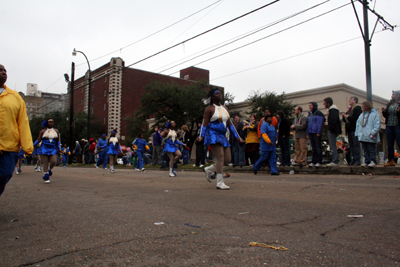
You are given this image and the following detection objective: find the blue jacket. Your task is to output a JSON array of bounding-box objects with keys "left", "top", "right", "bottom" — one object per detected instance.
[
  {"left": 97, "top": 138, "right": 108, "bottom": 154},
  {"left": 307, "top": 102, "right": 325, "bottom": 135},
  {"left": 260, "top": 121, "right": 276, "bottom": 152},
  {"left": 133, "top": 138, "right": 149, "bottom": 152},
  {"left": 355, "top": 108, "right": 381, "bottom": 143},
  {"left": 153, "top": 131, "right": 162, "bottom": 146}
]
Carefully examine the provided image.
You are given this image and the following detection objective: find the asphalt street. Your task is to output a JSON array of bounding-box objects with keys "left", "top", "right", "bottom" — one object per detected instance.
[{"left": 1, "top": 166, "right": 399, "bottom": 266}]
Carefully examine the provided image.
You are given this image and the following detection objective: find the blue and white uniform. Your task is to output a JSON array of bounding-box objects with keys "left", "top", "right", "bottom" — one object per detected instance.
[
  {"left": 108, "top": 137, "right": 121, "bottom": 155},
  {"left": 41, "top": 128, "right": 60, "bottom": 155},
  {"left": 18, "top": 148, "right": 25, "bottom": 159},
  {"left": 204, "top": 104, "right": 231, "bottom": 147},
  {"left": 163, "top": 130, "right": 184, "bottom": 153},
  {"left": 33, "top": 142, "right": 42, "bottom": 155}
]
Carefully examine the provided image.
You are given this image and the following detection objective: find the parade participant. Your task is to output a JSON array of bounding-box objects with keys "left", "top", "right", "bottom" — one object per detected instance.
[
  {"left": 108, "top": 130, "right": 122, "bottom": 173},
  {"left": 34, "top": 119, "right": 61, "bottom": 183},
  {"left": 16, "top": 148, "right": 25, "bottom": 175},
  {"left": 257, "top": 108, "right": 278, "bottom": 138},
  {"left": 61, "top": 144, "right": 70, "bottom": 168},
  {"left": 355, "top": 101, "right": 381, "bottom": 167},
  {"left": 198, "top": 87, "right": 240, "bottom": 190},
  {"left": 33, "top": 141, "right": 43, "bottom": 172},
  {"left": 276, "top": 110, "right": 291, "bottom": 167},
  {"left": 89, "top": 138, "right": 96, "bottom": 164},
  {"left": 0, "top": 64, "right": 33, "bottom": 196},
  {"left": 96, "top": 134, "right": 109, "bottom": 169},
  {"left": 253, "top": 115, "right": 279, "bottom": 175},
  {"left": 161, "top": 121, "right": 186, "bottom": 177},
  {"left": 152, "top": 126, "right": 163, "bottom": 165},
  {"left": 74, "top": 140, "right": 82, "bottom": 163},
  {"left": 133, "top": 133, "right": 150, "bottom": 171}
]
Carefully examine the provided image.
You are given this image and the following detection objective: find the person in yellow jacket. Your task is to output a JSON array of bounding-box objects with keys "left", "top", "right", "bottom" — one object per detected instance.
[
  {"left": 243, "top": 114, "right": 260, "bottom": 166},
  {"left": 0, "top": 64, "right": 33, "bottom": 197}
]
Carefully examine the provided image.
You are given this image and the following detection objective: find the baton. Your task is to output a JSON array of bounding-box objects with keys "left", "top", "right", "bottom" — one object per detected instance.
[{"left": 229, "top": 118, "right": 244, "bottom": 143}]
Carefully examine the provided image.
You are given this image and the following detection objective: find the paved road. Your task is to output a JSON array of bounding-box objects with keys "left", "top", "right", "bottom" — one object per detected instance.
[{"left": 1, "top": 167, "right": 399, "bottom": 266}]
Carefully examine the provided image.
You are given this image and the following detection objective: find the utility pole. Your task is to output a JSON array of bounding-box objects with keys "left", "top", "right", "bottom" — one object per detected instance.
[
  {"left": 352, "top": 0, "right": 396, "bottom": 102},
  {"left": 69, "top": 62, "right": 75, "bottom": 164}
]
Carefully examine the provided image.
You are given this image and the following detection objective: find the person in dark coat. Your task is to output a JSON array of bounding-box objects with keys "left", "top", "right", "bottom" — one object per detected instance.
[
  {"left": 276, "top": 110, "right": 291, "bottom": 166},
  {"left": 324, "top": 97, "right": 342, "bottom": 166},
  {"left": 382, "top": 91, "right": 400, "bottom": 167},
  {"left": 342, "top": 96, "right": 362, "bottom": 165}
]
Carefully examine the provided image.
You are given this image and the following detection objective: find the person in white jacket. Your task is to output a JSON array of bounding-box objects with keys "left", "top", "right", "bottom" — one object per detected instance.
[{"left": 355, "top": 101, "right": 381, "bottom": 167}]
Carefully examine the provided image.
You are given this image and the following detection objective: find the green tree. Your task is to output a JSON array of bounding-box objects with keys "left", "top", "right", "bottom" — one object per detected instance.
[
  {"left": 124, "top": 81, "right": 234, "bottom": 149},
  {"left": 29, "top": 110, "right": 105, "bottom": 146},
  {"left": 246, "top": 90, "right": 295, "bottom": 120}
]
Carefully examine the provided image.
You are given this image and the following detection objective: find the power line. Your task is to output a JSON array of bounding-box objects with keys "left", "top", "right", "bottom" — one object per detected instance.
[
  {"left": 124, "top": 0, "right": 281, "bottom": 69},
  {"left": 157, "top": 0, "right": 331, "bottom": 74},
  {"left": 168, "top": 2, "right": 351, "bottom": 76},
  {"left": 76, "top": 0, "right": 223, "bottom": 67},
  {"left": 211, "top": 35, "right": 367, "bottom": 81}
]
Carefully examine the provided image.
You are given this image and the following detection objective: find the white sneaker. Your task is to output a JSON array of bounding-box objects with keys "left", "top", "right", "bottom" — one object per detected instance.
[
  {"left": 104, "top": 167, "right": 107, "bottom": 170},
  {"left": 228, "top": 163, "right": 233, "bottom": 166},
  {"left": 111, "top": 169, "right": 115, "bottom": 173},
  {"left": 141, "top": 168, "right": 145, "bottom": 171},
  {"left": 315, "top": 163, "right": 321, "bottom": 167},
  {"left": 204, "top": 165, "right": 216, "bottom": 183},
  {"left": 361, "top": 163, "right": 367, "bottom": 167},
  {"left": 135, "top": 168, "right": 140, "bottom": 172},
  {"left": 169, "top": 172, "right": 176, "bottom": 177},
  {"left": 327, "top": 162, "right": 338, "bottom": 166},
  {"left": 292, "top": 162, "right": 298, "bottom": 166},
  {"left": 45, "top": 180, "right": 50, "bottom": 184},
  {"left": 193, "top": 164, "right": 196, "bottom": 167},
  {"left": 368, "top": 162, "right": 376, "bottom": 167},
  {"left": 96, "top": 165, "right": 99, "bottom": 168},
  {"left": 199, "top": 164, "right": 204, "bottom": 168},
  {"left": 16, "top": 169, "right": 20, "bottom": 175},
  {"left": 216, "top": 174, "right": 230, "bottom": 190},
  {"left": 308, "top": 163, "right": 314, "bottom": 167}
]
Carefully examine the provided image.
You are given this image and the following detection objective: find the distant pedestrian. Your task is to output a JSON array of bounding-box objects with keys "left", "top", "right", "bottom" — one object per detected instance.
[
  {"left": 74, "top": 140, "right": 82, "bottom": 163},
  {"left": 16, "top": 148, "right": 25, "bottom": 175},
  {"left": 152, "top": 126, "right": 163, "bottom": 165},
  {"left": 33, "top": 141, "right": 43, "bottom": 172},
  {"left": 355, "top": 101, "right": 380, "bottom": 167},
  {"left": 194, "top": 122, "right": 206, "bottom": 167},
  {"left": 382, "top": 91, "right": 400, "bottom": 167},
  {"left": 323, "top": 97, "right": 342, "bottom": 166},
  {"left": 342, "top": 96, "right": 362, "bottom": 165},
  {"left": 257, "top": 108, "right": 278, "bottom": 138},
  {"left": 243, "top": 115, "right": 260, "bottom": 166},
  {"left": 0, "top": 64, "right": 33, "bottom": 196},
  {"left": 83, "top": 140, "right": 90, "bottom": 164},
  {"left": 291, "top": 106, "right": 308, "bottom": 166},
  {"left": 307, "top": 102, "right": 325, "bottom": 167},
  {"left": 276, "top": 110, "right": 291, "bottom": 166},
  {"left": 231, "top": 115, "right": 246, "bottom": 167}
]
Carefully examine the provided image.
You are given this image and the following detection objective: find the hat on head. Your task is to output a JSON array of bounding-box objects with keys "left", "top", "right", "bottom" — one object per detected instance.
[
  {"left": 393, "top": 90, "right": 400, "bottom": 95},
  {"left": 102, "top": 134, "right": 107, "bottom": 137},
  {"left": 89, "top": 138, "right": 95, "bottom": 142}
]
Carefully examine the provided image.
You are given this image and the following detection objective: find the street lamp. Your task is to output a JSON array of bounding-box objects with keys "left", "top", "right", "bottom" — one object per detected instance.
[{"left": 72, "top": 48, "right": 92, "bottom": 141}]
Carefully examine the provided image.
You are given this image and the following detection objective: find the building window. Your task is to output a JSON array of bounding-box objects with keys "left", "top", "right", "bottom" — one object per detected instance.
[
  {"left": 103, "top": 117, "right": 106, "bottom": 124},
  {"left": 91, "top": 95, "right": 94, "bottom": 101},
  {"left": 104, "top": 103, "right": 106, "bottom": 110},
  {"left": 104, "top": 89, "right": 106, "bottom": 97},
  {"left": 81, "top": 87, "right": 83, "bottom": 93},
  {"left": 81, "top": 99, "right": 83, "bottom": 105},
  {"left": 105, "top": 76, "right": 107, "bottom": 83}
]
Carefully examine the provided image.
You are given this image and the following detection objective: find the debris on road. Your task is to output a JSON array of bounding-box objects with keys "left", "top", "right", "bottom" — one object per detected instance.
[
  {"left": 184, "top": 223, "right": 201, "bottom": 228},
  {"left": 238, "top": 212, "right": 249, "bottom": 215},
  {"left": 347, "top": 215, "right": 363, "bottom": 218},
  {"left": 154, "top": 222, "right": 165, "bottom": 225},
  {"left": 249, "top": 242, "right": 288, "bottom": 251}
]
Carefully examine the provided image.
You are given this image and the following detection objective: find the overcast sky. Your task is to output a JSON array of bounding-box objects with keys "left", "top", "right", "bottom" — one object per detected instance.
[{"left": 2, "top": 0, "right": 399, "bottom": 104}]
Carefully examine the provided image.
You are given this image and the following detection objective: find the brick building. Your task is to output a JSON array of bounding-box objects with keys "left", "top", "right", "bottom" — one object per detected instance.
[{"left": 72, "top": 57, "right": 221, "bottom": 143}]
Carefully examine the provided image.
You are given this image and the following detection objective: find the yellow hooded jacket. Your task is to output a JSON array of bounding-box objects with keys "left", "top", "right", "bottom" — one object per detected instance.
[{"left": 0, "top": 86, "right": 33, "bottom": 154}]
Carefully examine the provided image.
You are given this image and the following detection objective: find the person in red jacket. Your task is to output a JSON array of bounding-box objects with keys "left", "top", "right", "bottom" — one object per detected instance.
[
  {"left": 88, "top": 138, "right": 96, "bottom": 164},
  {"left": 258, "top": 108, "right": 278, "bottom": 139}
]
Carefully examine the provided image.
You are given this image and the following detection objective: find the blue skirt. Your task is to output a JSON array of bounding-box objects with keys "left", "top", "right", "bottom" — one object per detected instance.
[
  {"left": 164, "top": 140, "right": 178, "bottom": 153},
  {"left": 41, "top": 138, "right": 58, "bottom": 155},
  {"left": 204, "top": 120, "right": 230, "bottom": 147}
]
